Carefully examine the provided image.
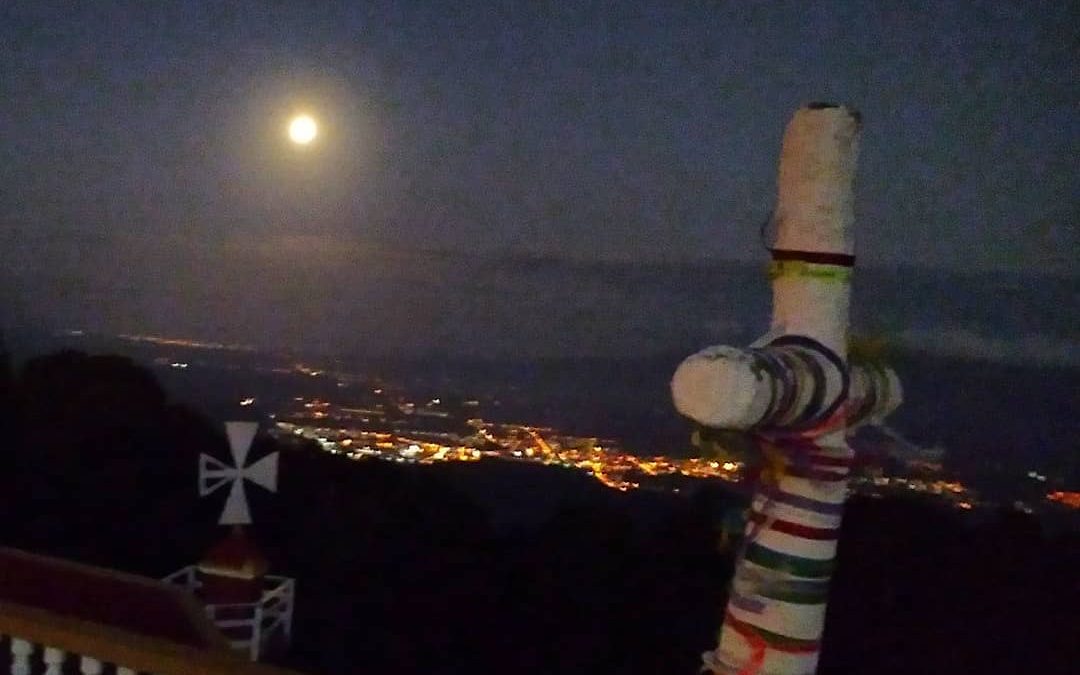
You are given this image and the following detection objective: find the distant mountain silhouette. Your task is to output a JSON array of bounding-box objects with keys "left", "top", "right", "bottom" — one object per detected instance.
[{"left": 4, "top": 255, "right": 1075, "bottom": 366}]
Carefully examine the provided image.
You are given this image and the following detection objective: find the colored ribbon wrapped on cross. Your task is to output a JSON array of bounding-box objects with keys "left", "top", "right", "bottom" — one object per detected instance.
[
  {"left": 675, "top": 335, "right": 901, "bottom": 432},
  {"left": 670, "top": 103, "right": 907, "bottom": 675},
  {"left": 673, "top": 338, "right": 901, "bottom": 675},
  {"left": 675, "top": 336, "right": 901, "bottom": 477}
]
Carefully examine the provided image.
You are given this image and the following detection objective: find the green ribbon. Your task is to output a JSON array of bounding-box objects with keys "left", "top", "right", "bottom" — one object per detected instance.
[{"left": 744, "top": 542, "right": 835, "bottom": 579}]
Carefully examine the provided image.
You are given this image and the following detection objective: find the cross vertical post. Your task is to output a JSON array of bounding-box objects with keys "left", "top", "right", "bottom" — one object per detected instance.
[{"left": 673, "top": 103, "right": 865, "bottom": 674}]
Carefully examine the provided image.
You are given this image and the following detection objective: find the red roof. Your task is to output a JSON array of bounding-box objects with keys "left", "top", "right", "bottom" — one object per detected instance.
[
  {"left": 0, "top": 547, "right": 223, "bottom": 648},
  {"left": 198, "top": 527, "right": 269, "bottom": 579}
]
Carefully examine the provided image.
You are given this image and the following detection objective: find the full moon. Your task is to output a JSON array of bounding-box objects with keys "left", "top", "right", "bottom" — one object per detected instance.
[{"left": 288, "top": 115, "right": 318, "bottom": 145}]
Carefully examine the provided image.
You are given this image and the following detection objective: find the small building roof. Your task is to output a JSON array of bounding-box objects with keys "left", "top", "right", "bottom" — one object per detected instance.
[{"left": 198, "top": 526, "right": 270, "bottom": 580}]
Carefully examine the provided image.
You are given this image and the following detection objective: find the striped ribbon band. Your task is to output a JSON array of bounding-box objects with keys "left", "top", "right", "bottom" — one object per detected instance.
[
  {"left": 724, "top": 610, "right": 822, "bottom": 654},
  {"left": 768, "top": 260, "right": 853, "bottom": 282},
  {"left": 760, "top": 334, "right": 851, "bottom": 435},
  {"left": 748, "top": 511, "right": 840, "bottom": 541},
  {"left": 744, "top": 542, "right": 836, "bottom": 579},
  {"left": 730, "top": 589, "right": 767, "bottom": 614},
  {"left": 782, "top": 464, "right": 849, "bottom": 482},
  {"left": 732, "top": 581, "right": 830, "bottom": 607},
  {"left": 789, "top": 348, "right": 828, "bottom": 428},
  {"left": 760, "top": 448, "right": 852, "bottom": 470},
  {"left": 734, "top": 570, "right": 832, "bottom": 602},
  {"left": 758, "top": 485, "right": 845, "bottom": 515},
  {"left": 770, "top": 249, "right": 855, "bottom": 267},
  {"left": 801, "top": 452, "right": 853, "bottom": 468},
  {"left": 756, "top": 437, "right": 855, "bottom": 470}
]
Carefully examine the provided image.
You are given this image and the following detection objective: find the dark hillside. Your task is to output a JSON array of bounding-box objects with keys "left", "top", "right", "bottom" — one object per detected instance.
[{"left": 1, "top": 352, "right": 1076, "bottom": 674}]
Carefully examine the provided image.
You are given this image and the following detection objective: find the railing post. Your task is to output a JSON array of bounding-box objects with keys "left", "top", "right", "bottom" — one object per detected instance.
[
  {"left": 250, "top": 603, "right": 263, "bottom": 661},
  {"left": 10, "top": 638, "right": 33, "bottom": 675},
  {"left": 78, "top": 656, "right": 103, "bottom": 675},
  {"left": 283, "top": 580, "right": 294, "bottom": 641},
  {"left": 43, "top": 646, "right": 65, "bottom": 675}
]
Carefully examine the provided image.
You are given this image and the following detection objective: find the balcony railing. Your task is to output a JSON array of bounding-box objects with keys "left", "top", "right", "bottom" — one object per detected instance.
[
  {"left": 0, "top": 599, "right": 300, "bottom": 675},
  {"left": 0, "top": 547, "right": 303, "bottom": 675}
]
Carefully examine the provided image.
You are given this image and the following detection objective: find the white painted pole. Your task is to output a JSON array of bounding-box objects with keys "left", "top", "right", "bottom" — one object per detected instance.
[{"left": 769, "top": 103, "right": 859, "bottom": 354}]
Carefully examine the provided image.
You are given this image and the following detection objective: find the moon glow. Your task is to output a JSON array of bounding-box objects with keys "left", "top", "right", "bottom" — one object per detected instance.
[{"left": 288, "top": 115, "right": 318, "bottom": 145}]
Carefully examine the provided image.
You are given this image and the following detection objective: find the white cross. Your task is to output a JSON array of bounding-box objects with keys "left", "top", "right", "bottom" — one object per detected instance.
[{"left": 199, "top": 421, "right": 278, "bottom": 525}]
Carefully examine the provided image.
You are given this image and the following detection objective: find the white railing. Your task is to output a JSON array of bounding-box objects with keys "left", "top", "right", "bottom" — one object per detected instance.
[
  {"left": 0, "top": 601, "right": 300, "bottom": 675},
  {"left": 4, "top": 638, "right": 121, "bottom": 675},
  {"left": 160, "top": 566, "right": 200, "bottom": 593},
  {"left": 162, "top": 568, "right": 295, "bottom": 662}
]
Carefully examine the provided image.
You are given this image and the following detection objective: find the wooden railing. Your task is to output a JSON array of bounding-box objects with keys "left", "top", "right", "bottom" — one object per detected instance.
[{"left": 0, "top": 600, "right": 302, "bottom": 675}]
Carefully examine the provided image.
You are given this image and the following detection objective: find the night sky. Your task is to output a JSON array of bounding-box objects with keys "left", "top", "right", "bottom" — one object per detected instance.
[{"left": 2, "top": 1, "right": 1077, "bottom": 351}]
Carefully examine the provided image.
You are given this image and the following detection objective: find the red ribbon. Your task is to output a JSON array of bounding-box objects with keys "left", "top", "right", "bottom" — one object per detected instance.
[{"left": 737, "top": 631, "right": 767, "bottom": 675}]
